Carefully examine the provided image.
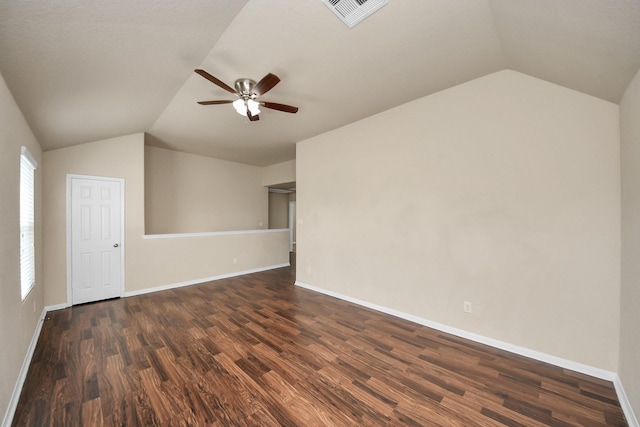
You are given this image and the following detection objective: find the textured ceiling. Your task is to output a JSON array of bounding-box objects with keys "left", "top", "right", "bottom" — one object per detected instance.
[{"left": 1, "top": 0, "right": 639, "bottom": 166}]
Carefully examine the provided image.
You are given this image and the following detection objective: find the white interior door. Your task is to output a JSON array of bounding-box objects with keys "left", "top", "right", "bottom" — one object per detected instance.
[{"left": 70, "top": 177, "right": 123, "bottom": 305}]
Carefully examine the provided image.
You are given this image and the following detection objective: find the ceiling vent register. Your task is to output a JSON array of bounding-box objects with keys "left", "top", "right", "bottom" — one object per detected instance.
[{"left": 323, "top": 0, "right": 388, "bottom": 28}]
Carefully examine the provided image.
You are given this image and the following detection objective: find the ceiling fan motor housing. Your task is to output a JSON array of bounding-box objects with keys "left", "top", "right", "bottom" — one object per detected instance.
[{"left": 235, "top": 79, "right": 257, "bottom": 99}]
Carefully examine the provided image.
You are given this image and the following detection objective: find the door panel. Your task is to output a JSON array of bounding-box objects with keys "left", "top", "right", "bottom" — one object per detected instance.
[{"left": 71, "top": 177, "right": 122, "bottom": 305}]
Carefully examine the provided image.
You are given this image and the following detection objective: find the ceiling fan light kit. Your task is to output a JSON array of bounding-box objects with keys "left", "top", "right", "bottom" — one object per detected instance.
[
  {"left": 233, "top": 99, "right": 261, "bottom": 117},
  {"left": 195, "top": 69, "right": 298, "bottom": 122}
]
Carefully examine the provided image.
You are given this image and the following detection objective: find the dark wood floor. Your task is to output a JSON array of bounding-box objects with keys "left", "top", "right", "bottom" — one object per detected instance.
[{"left": 14, "top": 255, "right": 628, "bottom": 426}]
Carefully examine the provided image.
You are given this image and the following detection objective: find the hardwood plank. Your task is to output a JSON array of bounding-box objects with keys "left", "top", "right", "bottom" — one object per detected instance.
[{"left": 12, "top": 259, "right": 629, "bottom": 426}]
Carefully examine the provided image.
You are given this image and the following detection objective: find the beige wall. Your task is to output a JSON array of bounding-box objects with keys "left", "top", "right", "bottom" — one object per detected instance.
[
  {"left": 145, "top": 146, "right": 268, "bottom": 234},
  {"left": 296, "top": 70, "right": 621, "bottom": 371},
  {"left": 136, "top": 230, "right": 289, "bottom": 291},
  {"left": 0, "top": 73, "right": 43, "bottom": 424},
  {"left": 43, "top": 134, "right": 146, "bottom": 305},
  {"left": 620, "top": 67, "right": 640, "bottom": 419},
  {"left": 1, "top": 65, "right": 631, "bottom": 421},
  {"left": 262, "top": 159, "right": 295, "bottom": 187},
  {"left": 43, "top": 134, "right": 288, "bottom": 306},
  {"left": 269, "top": 192, "right": 289, "bottom": 229}
]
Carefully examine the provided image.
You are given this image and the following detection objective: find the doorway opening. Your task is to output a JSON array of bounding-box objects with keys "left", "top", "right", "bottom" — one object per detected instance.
[{"left": 267, "top": 182, "right": 296, "bottom": 252}]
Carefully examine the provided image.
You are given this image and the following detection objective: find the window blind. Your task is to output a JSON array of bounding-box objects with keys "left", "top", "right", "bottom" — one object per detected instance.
[{"left": 20, "top": 146, "right": 37, "bottom": 300}]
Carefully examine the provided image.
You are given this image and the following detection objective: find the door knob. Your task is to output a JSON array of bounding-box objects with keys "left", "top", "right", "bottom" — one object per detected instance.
[{"left": 113, "top": 243, "right": 119, "bottom": 248}]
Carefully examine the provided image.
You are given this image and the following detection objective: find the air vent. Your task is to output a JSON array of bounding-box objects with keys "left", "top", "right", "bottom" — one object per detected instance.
[{"left": 322, "top": 0, "right": 388, "bottom": 28}]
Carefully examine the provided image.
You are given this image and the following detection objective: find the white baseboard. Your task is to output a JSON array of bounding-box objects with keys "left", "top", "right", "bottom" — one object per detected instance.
[
  {"left": 295, "top": 281, "right": 615, "bottom": 379},
  {"left": 44, "top": 265, "right": 291, "bottom": 306},
  {"left": 8, "top": 276, "right": 635, "bottom": 427},
  {"left": 295, "top": 280, "right": 638, "bottom": 424},
  {"left": 44, "top": 303, "right": 68, "bottom": 312},
  {"left": 614, "top": 375, "right": 639, "bottom": 427},
  {"left": 2, "top": 308, "right": 47, "bottom": 427},
  {"left": 3, "top": 264, "right": 289, "bottom": 425},
  {"left": 124, "top": 263, "right": 290, "bottom": 298}
]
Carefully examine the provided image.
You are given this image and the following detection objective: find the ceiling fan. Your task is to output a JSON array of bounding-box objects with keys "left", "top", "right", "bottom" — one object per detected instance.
[{"left": 194, "top": 69, "right": 299, "bottom": 122}]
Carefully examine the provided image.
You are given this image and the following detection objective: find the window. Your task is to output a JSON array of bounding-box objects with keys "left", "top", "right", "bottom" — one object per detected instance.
[{"left": 20, "top": 146, "right": 37, "bottom": 300}]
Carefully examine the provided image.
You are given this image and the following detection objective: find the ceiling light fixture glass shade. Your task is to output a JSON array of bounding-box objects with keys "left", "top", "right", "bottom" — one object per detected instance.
[{"left": 232, "top": 99, "right": 261, "bottom": 116}]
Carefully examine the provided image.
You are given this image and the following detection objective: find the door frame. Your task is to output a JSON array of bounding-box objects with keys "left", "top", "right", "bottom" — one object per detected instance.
[
  {"left": 66, "top": 174, "right": 125, "bottom": 306},
  {"left": 288, "top": 200, "right": 295, "bottom": 252}
]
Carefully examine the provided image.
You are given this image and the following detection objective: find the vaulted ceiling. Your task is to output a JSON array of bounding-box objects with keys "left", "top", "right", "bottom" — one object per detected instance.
[{"left": 1, "top": 0, "right": 639, "bottom": 166}]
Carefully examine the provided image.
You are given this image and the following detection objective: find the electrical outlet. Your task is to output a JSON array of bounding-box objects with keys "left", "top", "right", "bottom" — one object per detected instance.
[
  {"left": 463, "top": 301, "right": 472, "bottom": 313},
  {"left": 233, "top": 257, "right": 238, "bottom": 265}
]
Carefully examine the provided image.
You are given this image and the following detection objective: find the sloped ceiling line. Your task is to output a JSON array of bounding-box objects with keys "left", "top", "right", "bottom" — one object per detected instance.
[{"left": 1, "top": 0, "right": 639, "bottom": 166}]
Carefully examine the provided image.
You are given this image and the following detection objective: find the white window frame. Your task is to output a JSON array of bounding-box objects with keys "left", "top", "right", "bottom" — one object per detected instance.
[{"left": 20, "top": 146, "right": 38, "bottom": 300}]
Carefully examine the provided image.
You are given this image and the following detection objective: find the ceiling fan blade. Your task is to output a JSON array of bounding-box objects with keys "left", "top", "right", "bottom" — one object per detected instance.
[
  {"left": 197, "top": 100, "right": 234, "bottom": 105},
  {"left": 260, "top": 102, "right": 299, "bottom": 114},
  {"left": 194, "top": 69, "right": 236, "bottom": 94},
  {"left": 253, "top": 73, "right": 281, "bottom": 97}
]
